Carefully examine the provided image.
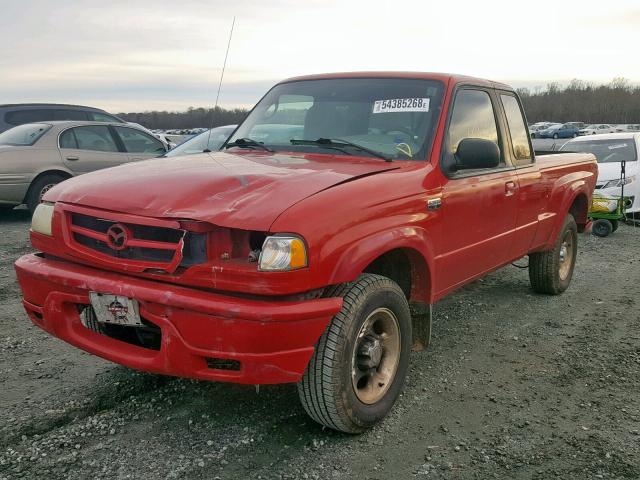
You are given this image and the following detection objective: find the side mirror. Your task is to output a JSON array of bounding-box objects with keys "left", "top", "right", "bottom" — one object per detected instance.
[{"left": 455, "top": 138, "right": 500, "bottom": 170}]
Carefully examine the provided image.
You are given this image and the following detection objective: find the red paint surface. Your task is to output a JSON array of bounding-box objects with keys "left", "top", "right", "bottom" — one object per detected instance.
[{"left": 15, "top": 72, "right": 598, "bottom": 385}]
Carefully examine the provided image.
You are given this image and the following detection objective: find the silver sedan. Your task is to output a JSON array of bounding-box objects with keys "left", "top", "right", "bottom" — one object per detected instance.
[{"left": 0, "top": 121, "right": 168, "bottom": 213}]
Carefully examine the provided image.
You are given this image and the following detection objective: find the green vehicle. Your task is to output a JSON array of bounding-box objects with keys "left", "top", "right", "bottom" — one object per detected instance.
[{"left": 589, "top": 160, "right": 631, "bottom": 237}]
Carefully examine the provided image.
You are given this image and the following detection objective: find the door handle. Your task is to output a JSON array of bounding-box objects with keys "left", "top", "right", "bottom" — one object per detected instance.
[
  {"left": 66, "top": 156, "right": 79, "bottom": 161},
  {"left": 505, "top": 181, "right": 517, "bottom": 196}
]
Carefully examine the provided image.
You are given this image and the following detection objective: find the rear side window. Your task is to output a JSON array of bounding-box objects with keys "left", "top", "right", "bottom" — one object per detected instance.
[
  {"left": 59, "top": 128, "right": 78, "bottom": 148},
  {"left": 89, "top": 112, "right": 121, "bottom": 123},
  {"left": 114, "top": 127, "right": 165, "bottom": 154},
  {"left": 499, "top": 94, "right": 532, "bottom": 165},
  {"left": 67, "top": 125, "right": 119, "bottom": 152},
  {"left": 445, "top": 89, "right": 502, "bottom": 169},
  {"left": 54, "top": 109, "right": 88, "bottom": 121},
  {"left": 0, "top": 123, "right": 51, "bottom": 146},
  {"left": 5, "top": 109, "right": 55, "bottom": 126}
]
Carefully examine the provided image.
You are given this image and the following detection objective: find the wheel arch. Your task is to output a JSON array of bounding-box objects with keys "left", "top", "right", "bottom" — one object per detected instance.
[
  {"left": 23, "top": 169, "right": 73, "bottom": 203},
  {"left": 327, "top": 229, "right": 435, "bottom": 304}
]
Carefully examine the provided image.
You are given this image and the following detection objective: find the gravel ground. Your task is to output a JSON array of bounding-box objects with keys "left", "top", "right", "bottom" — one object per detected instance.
[{"left": 1, "top": 208, "right": 639, "bottom": 479}]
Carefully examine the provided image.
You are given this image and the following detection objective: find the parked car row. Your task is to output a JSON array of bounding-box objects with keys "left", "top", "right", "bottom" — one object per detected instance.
[{"left": 529, "top": 121, "right": 639, "bottom": 138}]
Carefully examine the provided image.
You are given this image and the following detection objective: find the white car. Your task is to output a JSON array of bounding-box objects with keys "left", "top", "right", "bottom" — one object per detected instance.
[
  {"left": 579, "top": 124, "right": 616, "bottom": 135},
  {"left": 559, "top": 132, "right": 639, "bottom": 214}
]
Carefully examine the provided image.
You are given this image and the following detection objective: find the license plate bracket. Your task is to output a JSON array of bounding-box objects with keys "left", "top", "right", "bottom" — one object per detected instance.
[{"left": 89, "top": 292, "right": 142, "bottom": 327}]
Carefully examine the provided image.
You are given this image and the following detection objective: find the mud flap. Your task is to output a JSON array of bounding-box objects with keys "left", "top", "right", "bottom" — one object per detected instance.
[{"left": 410, "top": 302, "right": 432, "bottom": 352}]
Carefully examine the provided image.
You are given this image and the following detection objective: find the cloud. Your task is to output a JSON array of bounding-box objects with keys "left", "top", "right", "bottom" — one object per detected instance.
[{"left": 2, "top": 0, "right": 639, "bottom": 112}]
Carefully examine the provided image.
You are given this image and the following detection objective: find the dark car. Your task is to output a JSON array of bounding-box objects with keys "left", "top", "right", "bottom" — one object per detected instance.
[
  {"left": 537, "top": 123, "right": 580, "bottom": 139},
  {"left": 0, "top": 104, "right": 124, "bottom": 133}
]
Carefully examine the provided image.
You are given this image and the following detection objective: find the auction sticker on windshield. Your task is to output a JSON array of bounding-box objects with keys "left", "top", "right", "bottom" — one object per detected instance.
[{"left": 373, "top": 98, "right": 430, "bottom": 113}]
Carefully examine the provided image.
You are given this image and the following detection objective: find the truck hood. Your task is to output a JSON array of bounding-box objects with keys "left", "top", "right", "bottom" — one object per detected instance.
[
  {"left": 596, "top": 161, "right": 638, "bottom": 183},
  {"left": 46, "top": 151, "right": 398, "bottom": 231}
]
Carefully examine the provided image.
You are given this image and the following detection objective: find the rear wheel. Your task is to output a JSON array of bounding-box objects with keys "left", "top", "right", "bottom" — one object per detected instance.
[
  {"left": 298, "top": 274, "right": 412, "bottom": 433},
  {"left": 26, "top": 173, "right": 66, "bottom": 213},
  {"left": 553, "top": 133, "right": 559, "bottom": 139},
  {"left": 592, "top": 218, "right": 613, "bottom": 237},
  {"left": 529, "top": 214, "right": 577, "bottom": 294},
  {"left": 610, "top": 220, "right": 619, "bottom": 232}
]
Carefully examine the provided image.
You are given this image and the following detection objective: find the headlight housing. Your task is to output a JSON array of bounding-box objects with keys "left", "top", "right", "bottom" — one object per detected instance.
[
  {"left": 258, "top": 235, "right": 307, "bottom": 271},
  {"left": 602, "top": 175, "right": 636, "bottom": 189},
  {"left": 31, "top": 202, "right": 55, "bottom": 236}
]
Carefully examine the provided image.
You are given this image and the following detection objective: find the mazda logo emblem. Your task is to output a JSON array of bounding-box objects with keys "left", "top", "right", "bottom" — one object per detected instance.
[{"left": 106, "top": 223, "right": 130, "bottom": 251}]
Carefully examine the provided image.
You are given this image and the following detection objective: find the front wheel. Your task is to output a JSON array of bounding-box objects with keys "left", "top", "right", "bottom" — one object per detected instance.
[
  {"left": 529, "top": 214, "right": 577, "bottom": 294},
  {"left": 298, "top": 274, "right": 412, "bottom": 433}
]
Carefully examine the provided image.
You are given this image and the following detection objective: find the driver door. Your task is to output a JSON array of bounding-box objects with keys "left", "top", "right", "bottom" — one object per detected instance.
[{"left": 434, "top": 88, "right": 518, "bottom": 295}]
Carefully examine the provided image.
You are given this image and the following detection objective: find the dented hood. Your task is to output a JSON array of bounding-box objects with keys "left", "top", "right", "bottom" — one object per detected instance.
[{"left": 47, "top": 151, "right": 397, "bottom": 230}]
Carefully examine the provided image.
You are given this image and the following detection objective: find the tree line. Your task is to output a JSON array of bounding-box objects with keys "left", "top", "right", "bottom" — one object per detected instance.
[
  {"left": 518, "top": 78, "right": 640, "bottom": 124},
  {"left": 117, "top": 106, "right": 249, "bottom": 130},
  {"left": 119, "top": 78, "right": 640, "bottom": 129}
]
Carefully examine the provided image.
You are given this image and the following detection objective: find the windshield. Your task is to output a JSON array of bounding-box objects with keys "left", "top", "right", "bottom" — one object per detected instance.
[
  {"left": 227, "top": 78, "right": 445, "bottom": 160},
  {"left": 0, "top": 123, "right": 51, "bottom": 146},
  {"left": 560, "top": 138, "right": 637, "bottom": 163},
  {"left": 165, "top": 125, "right": 236, "bottom": 157}
]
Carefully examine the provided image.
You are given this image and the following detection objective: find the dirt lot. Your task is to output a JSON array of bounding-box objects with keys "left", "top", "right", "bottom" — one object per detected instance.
[{"left": 1, "top": 208, "right": 639, "bottom": 480}]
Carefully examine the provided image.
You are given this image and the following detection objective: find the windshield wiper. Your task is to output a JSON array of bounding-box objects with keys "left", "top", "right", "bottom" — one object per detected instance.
[
  {"left": 224, "top": 138, "right": 274, "bottom": 152},
  {"left": 290, "top": 138, "right": 391, "bottom": 162}
]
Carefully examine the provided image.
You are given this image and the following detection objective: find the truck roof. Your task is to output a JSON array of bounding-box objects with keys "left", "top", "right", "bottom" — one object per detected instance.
[{"left": 281, "top": 71, "right": 512, "bottom": 90}]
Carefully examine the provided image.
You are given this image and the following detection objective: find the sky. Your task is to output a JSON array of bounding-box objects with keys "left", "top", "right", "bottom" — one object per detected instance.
[{"left": 1, "top": 0, "right": 639, "bottom": 113}]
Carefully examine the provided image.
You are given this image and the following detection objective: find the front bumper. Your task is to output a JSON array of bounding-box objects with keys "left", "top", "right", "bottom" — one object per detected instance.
[{"left": 15, "top": 254, "right": 342, "bottom": 384}]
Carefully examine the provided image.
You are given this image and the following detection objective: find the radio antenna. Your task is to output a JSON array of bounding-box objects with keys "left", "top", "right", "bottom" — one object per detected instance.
[{"left": 203, "top": 16, "right": 235, "bottom": 152}]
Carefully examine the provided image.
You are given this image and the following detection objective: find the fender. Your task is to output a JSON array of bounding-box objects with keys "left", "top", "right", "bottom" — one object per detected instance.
[
  {"left": 327, "top": 226, "right": 436, "bottom": 304},
  {"left": 538, "top": 172, "right": 593, "bottom": 251}
]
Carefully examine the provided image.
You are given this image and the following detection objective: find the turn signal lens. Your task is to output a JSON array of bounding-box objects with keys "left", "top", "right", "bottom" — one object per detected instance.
[
  {"left": 258, "top": 236, "right": 308, "bottom": 271},
  {"left": 31, "top": 202, "right": 55, "bottom": 236}
]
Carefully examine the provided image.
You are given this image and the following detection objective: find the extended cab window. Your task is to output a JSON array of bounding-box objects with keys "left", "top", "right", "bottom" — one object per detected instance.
[
  {"left": 444, "top": 89, "right": 502, "bottom": 173},
  {"left": 65, "top": 125, "right": 119, "bottom": 152},
  {"left": 500, "top": 94, "right": 532, "bottom": 165},
  {"left": 115, "top": 127, "right": 165, "bottom": 154}
]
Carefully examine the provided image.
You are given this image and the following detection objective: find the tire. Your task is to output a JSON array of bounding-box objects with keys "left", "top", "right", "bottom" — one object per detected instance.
[
  {"left": 572, "top": 133, "right": 578, "bottom": 138},
  {"left": 529, "top": 214, "right": 578, "bottom": 294},
  {"left": 26, "top": 173, "right": 66, "bottom": 213},
  {"left": 298, "top": 274, "right": 412, "bottom": 433},
  {"left": 530, "top": 133, "right": 536, "bottom": 139},
  {"left": 610, "top": 220, "right": 619, "bottom": 232},
  {"left": 592, "top": 218, "right": 613, "bottom": 237},
  {"left": 553, "top": 133, "right": 559, "bottom": 139}
]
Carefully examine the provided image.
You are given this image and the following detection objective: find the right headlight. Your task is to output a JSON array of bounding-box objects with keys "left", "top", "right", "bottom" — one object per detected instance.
[
  {"left": 258, "top": 235, "right": 308, "bottom": 271},
  {"left": 31, "top": 202, "right": 55, "bottom": 236}
]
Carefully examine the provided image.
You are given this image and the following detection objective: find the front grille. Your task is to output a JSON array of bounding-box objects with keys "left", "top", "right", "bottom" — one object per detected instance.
[{"left": 66, "top": 211, "right": 205, "bottom": 272}]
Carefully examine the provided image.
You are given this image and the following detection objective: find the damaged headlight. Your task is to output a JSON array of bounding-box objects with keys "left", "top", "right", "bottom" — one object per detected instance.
[
  {"left": 31, "top": 202, "right": 55, "bottom": 236},
  {"left": 258, "top": 235, "right": 307, "bottom": 271}
]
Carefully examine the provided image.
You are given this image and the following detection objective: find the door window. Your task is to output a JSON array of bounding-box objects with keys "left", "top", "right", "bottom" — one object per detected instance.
[
  {"left": 114, "top": 127, "right": 165, "bottom": 154},
  {"left": 67, "top": 125, "right": 119, "bottom": 152},
  {"left": 444, "top": 89, "right": 502, "bottom": 172},
  {"left": 499, "top": 94, "right": 532, "bottom": 165},
  {"left": 5, "top": 109, "right": 55, "bottom": 125}
]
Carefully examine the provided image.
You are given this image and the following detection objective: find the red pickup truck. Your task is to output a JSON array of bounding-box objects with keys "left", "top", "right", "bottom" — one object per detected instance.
[{"left": 15, "top": 72, "right": 597, "bottom": 433}]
